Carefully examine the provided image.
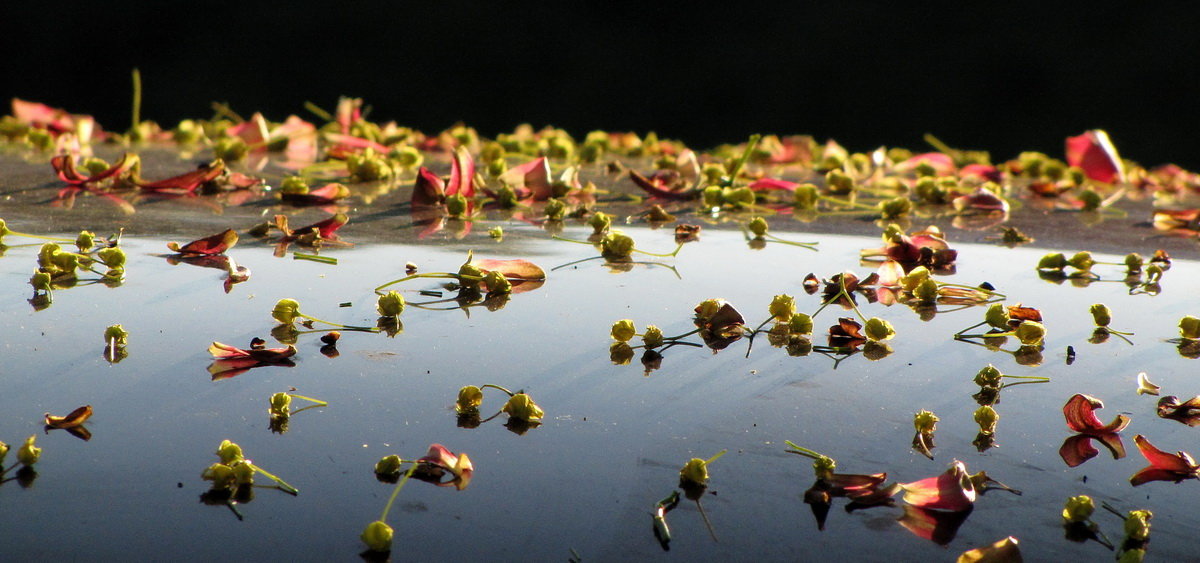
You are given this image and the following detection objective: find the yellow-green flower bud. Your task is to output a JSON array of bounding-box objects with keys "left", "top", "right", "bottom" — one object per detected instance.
[
  {"left": 1078, "top": 189, "right": 1102, "bottom": 211},
  {"left": 361, "top": 520, "right": 394, "bottom": 552},
  {"left": 702, "top": 185, "right": 724, "bottom": 208},
  {"left": 642, "top": 325, "right": 664, "bottom": 348},
  {"left": 104, "top": 324, "right": 129, "bottom": 347},
  {"left": 1146, "top": 263, "right": 1164, "bottom": 283},
  {"left": 1180, "top": 316, "right": 1200, "bottom": 340},
  {"left": 1014, "top": 320, "right": 1046, "bottom": 346},
  {"left": 232, "top": 461, "right": 255, "bottom": 485},
  {"left": 864, "top": 317, "right": 896, "bottom": 342},
  {"left": 75, "top": 230, "right": 96, "bottom": 252},
  {"left": 201, "top": 463, "right": 236, "bottom": 489},
  {"left": 269, "top": 392, "right": 292, "bottom": 417},
  {"left": 984, "top": 303, "right": 1010, "bottom": 329},
  {"left": 393, "top": 145, "right": 423, "bottom": 168},
  {"left": 30, "top": 270, "right": 51, "bottom": 292},
  {"left": 377, "top": 291, "right": 405, "bottom": 317},
  {"left": 374, "top": 454, "right": 403, "bottom": 477},
  {"left": 1062, "top": 495, "right": 1095, "bottom": 524},
  {"left": 1124, "top": 509, "right": 1152, "bottom": 542},
  {"left": 611, "top": 319, "right": 636, "bottom": 342},
  {"left": 217, "top": 440, "right": 244, "bottom": 464},
  {"left": 1067, "top": 251, "right": 1095, "bottom": 271},
  {"left": 501, "top": 393, "right": 544, "bottom": 421},
  {"left": 601, "top": 231, "right": 635, "bottom": 259},
  {"left": 82, "top": 157, "right": 110, "bottom": 177},
  {"left": 17, "top": 435, "right": 40, "bottom": 466},
  {"left": 748, "top": 216, "right": 769, "bottom": 237},
  {"left": 769, "top": 294, "right": 795, "bottom": 322},
  {"left": 214, "top": 137, "right": 248, "bottom": 162},
  {"left": 272, "top": 298, "right": 301, "bottom": 324},
  {"left": 1090, "top": 303, "right": 1112, "bottom": 327},
  {"left": 495, "top": 185, "right": 519, "bottom": 208},
  {"left": 0, "top": 218, "right": 9, "bottom": 238},
  {"left": 900, "top": 266, "right": 931, "bottom": 291},
  {"left": 280, "top": 176, "right": 309, "bottom": 194},
  {"left": 588, "top": 211, "right": 612, "bottom": 234},
  {"left": 881, "top": 223, "right": 905, "bottom": 243},
  {"left": 825, "top": 169, "right": 855, "bottom": 193},
  {"left": 544, "top": 198, "right": 567, "bottom": 220},
  {"left": 609, "top": 341, "right": 634, "bottom": 364},
  {"left": 813, "top": 455, "right": 837, "bottom": 480},
  {"left": 914, "top": 278, "right": 939, "bottom": 303},
  {"left": 446, "top": 194, "right": 468, "bottom": 218},
  {"left": 679, "top": 458, "right": 709, "bottom": 486},
  {"left": 1124, "top": 252, "right": 1143, "bottom": 273},
  {"left": 0, "top": 440, "right": 8, "bottom": 464},
  {"left": 789, "top": 313, "right": 814, "bottom": 335},
  {"left": 97, "top": 247, "right": 126, "bottom": 270},
  {"left": 974, "top": 365, "right": 1003, "bottom": 387},
  {"left": 974, "top": 405, "right": 999, "bottom": 433},
  {"left": 1038, "top": 253, "right": 1068, "bottom": 271},
  {"left": 879, "top": 196, "right": 913, "bottom": 219},
  {"left": 725, "top": 187, "right": 755, "bottom": 208},
  {"left": 695, "top": 299, "right": 722, "bottom": 321},
  {"left": 483, "top": 271, "right": 512, "bottom": 294},
  {"left": 913, "top": 410, "right": 939, "bottom": 433},
  {"left": 794, "top": 183, "right": 820, "bottom": 210},
  {"left": 456, "top": 386, "right": 483, "bottom": 413}
]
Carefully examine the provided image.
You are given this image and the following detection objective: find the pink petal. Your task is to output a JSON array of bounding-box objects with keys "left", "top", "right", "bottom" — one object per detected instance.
[
  {"left": 953, "top": 188, "right": 1010, "bottom": 213},
  {"left": 1063, "top": 394, "right": 1130, "bottom": 434},
  {"left": 168, "top": 229, "right": 238, "bottom": 255},
  {"left": 1066, "top": 130, "right": 1124, "bottom": 184},
  {"left": 226, "top": 113, "right": 270, "bottom": 152},
  {"left": 875, "top": 260, "right": 906, "bottom": 288},
  {"left": 447, "top": 146, "right": 476, "bottom": 198},
  {"left": 900, "top": 461, "right": 976, "bottom": 511},
  {"left": 897, "top": 152, "right": 956, "bottom": 176},
  {"left": 748, "top": 178, "right": 800, "bottom": 192},
  {"left": 501, "top": 157, "right": 551, "bottom": 201},
  {"left": 959, "top": 164, "right": 1001, "bottom": 182},
  {"left": 418, "top": 443, "right": 458, "bottom": 470}
]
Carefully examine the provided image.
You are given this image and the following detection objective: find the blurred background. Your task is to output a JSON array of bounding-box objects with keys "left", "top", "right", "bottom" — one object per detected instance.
[{"left": 4, "top": 2, "right": 1198, "bottom": 166}]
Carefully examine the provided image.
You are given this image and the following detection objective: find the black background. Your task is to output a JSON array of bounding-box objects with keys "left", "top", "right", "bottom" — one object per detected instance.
[{"left": 4, "top": 2, "right": 1199, "bottom": 166}]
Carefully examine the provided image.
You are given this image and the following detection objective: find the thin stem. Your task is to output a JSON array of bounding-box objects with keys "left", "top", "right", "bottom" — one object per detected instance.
[
  {"left": 480, "top": 384, "right": 514, "bottom": 397},
  {"left": 954, "top": 320, "right": 989, "bottom": 337},
  {"left": 297, "top": 313, "right": 379, "bottom": 332},
  {"left": 303, "top": 101, "right": 334, "bottom": 122},
  {"left": 5, "top": 231, "right": 75, "bottom": 243},
  {"left": 696, "top": 499, "right": 719, "bottom": 542},
  {"left": 288, "top": 394, "right": 328, "bottom": 406},
  {"left": 293, "top": 253, "right": 338, "bottom": 265},
  {"left": 631, "top": 244, "right": 683, "bottom": 258},
  {"left": 246, "top": 462, "right": 298, "bottom": 495},
  {"left": 783, "top": 441, "right": 826, "bottom": 460},
  {"left": 1000, "top": 375, "right": 1050, "bottom": 381},
  {"left": 131, "top": 68, "right": 142, "bottom": 130},
  {"left": 705, "top": 450, "right": 728, "bottom": 465},
  {"left": 765, "top": 233, "right": 820, "bottom": 249},
  {"left": 725, "top": 134, "right": 762, "bottom": 182},
  {"left": 551, "top": 255, "right": 605, "bottom": 271},
  {"left": 379, "top": 464, "right": 417, "bottom": 522},
  {"left": 375, "top": 272, "right": 462, "bottom": 293}
]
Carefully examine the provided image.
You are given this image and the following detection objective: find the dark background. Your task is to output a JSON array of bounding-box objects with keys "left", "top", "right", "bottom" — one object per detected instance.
[{"left": 4, "top": 2, "right": 1199, "bottom": 167}]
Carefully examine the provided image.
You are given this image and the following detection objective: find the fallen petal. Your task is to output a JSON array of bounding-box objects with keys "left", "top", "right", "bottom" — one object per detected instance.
[
  {"left": 1136, "top": 372, "right": 1160, "bottom": 396},
  {"left": 957, "top": 536, "right": 1022, "bottom": 563},
  {"left": 900, "top": 460, "right": 976, "bottom": 511},
  {"left": 44, "top": 405, "right": 93, "bottom": 428},
  {"left": 167, "top": 229, "right": 239, "bottom": 255}
]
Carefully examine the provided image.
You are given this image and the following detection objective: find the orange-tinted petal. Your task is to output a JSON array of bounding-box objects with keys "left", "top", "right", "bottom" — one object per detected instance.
[{"left": 900, "top": 461, "right": 976, "bottom": 512}]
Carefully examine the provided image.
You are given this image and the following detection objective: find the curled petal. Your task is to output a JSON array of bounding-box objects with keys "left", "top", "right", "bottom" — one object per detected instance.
[
  {"left": 953, "top": 188, "right": 1009, "bottom": 213},
  {"left": 1066, "top": 130, "right": 1124, "bottom": 184},
  {"left": 957, "top": 536, "right": 1022, "bottom": 563},
  {"left": 629, "top": 169, "right": 697, "bottom": 200},
  {"left": 500, "top": 157, "right": 551, "bottom": 201},
  {"left": 900, "top": 461, "right": 976, "bottom": 512},
  {"left": 897, "top": 504, "right": 973, "bottom": 545},
  {"left": 167, "top": 229, "right": 238, "bottom": 256},
  {"left": 447, "top": 145, "right": 475, "bottom": 198},
  {"left": 1130, "top": 467, "right": 1192, "bottom": 487},
  {"left": 1063, "top": 394, "right": 1130, "bottom": 434},
  {"left": 44, "top": 405, "right": 93, "bottom": 428},
  {"left": 136, "top": 160, "right": 225, "bottom": 194},
  {"left": 412, "top": 167, "right": 447, "bottom": 207},
  {"left": 1133, "top": 434, "right": 1198, "bottom": 474},
  {"left": 747, "top": 177, "right": 800, "bottom": 192},
  {"left": 1058, "top": 434, "right": 1099, "bottom": 468}
]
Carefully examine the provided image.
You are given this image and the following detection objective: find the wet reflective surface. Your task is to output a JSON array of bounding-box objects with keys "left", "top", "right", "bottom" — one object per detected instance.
[{"left": 1, "top": 150, "right": 1199, "bottom": 560}]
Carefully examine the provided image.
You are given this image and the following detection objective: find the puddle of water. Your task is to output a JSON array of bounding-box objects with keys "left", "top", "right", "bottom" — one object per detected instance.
[{"left": 1, "top": 217, "right": 1197, "bottom": 560}]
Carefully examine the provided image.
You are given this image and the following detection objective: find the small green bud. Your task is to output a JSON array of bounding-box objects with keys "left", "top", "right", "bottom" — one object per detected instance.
[
  {"left": 1067, "top": 251, "right": 1095, "bottom": 271},
  {"left": 1124, "top": 509, "right": 1152, "bottom": 542},
  {"left": 913, "top": 278, "right": 940, "bottom": 303},
  {"left": 445, "top": 194, "right": 468, "bottom": 218},
  {"left": 881, "top": 223, "right": 905, "bottom": 243},
  {"left": 748, "top": 216, "right": 769, "bottom": 237},
  {"left": 30, "top": 270, "right": 52, "bottom": 292},
  {"left": 361, "top": 520, "right": 394, "bottom": 552},
  {"left": 1124, "top": 252, "right": 1143, "bottom": 273},
  {"left": 913, "top": 410, "right": 939, "bottom": 433},
  {"left": 456, "top": 386, "right": 483, "bottom": 413},
  {"left": 588, "top": 211, "right": 612, "bottom": 235},
  {"left": 97, "top": 247, "right": 126, "bottom": 270},
  {"left": 600, "top": 231, "right": 635, "bottom": 259},
  {"left": 482, "top": 270, "right": 512, "bottom": 294},
  {"left": 984, "top": 303, "right": 1010, "bottom": 329},
  {"left": 173, "top": 119, "right": 204, "bottom": 144},
  {"left": 813, "top": 455, "right": 837, "bottom": 480},
  {"left": 1062, "top": 495, "right": 1095, "bottom": 524},
  {"left": 794, "top": 183, "right": 820, "bottom": 210},
  {"left": 501, "top": 393, "right": 544, "bottom": 421},
  {"left": 825, "top": 169, "right": 855, "bottom": 193},
  {"left": 374, "top": 454, "right": 403, "bottom": 477},
  {"left": 82, "top": 157, "right": 110, "bottom": 177},
  {"left": 216, "top": 440, "right": 244, "bottom": 465},
  {"left": 488, "top": 226, "right": 504, "bottom": 240},
  {"left": 1146, "top": 263, "right": 1164, "bottom": 282},
  {"left": 789, "top": 313, "right": 814, "bottom": 335},
  {"left": 16, "top": 435, "right": 40, "bottom": 466},
  {"left": 974, "top": 405, "right": 999, "bottom": 433},
  {"left": 1038, "top": 253, "right": 1068, "bottom": 271},
  {"left": 232, "top": 461, "right": 255, "bottom": 485},
  {"left": 279, "top": 176, "right": 309, "bottom": 194},
  {"left": 725, "top": 187, "right": 755, "bottom": 208},
  {"left": 679, "top": 458, "right": 710, "bottom": 486},
  {"left": 543, "top": 198, "right": 567, "bottom": 220},
  {"left": 974, "top": 365, "right": 1003, "bottom": 387},
  {"left": 104, "top": 324, "right": 129, "bottom": 347},
  {"left": 1180, "top": 315, "right": 1200, "bottom": 340},
  {"left": 393, "top": 145, "right": 423, "bottom": 168},
  {"left": 269, "top": 392, "right": 292, "bottom": 417},
  {"left": 702, "top": 185, "right": 724, "bottom": 208},
  {"left": 879, "top": 196, "right": 913, "bottom": 219},
  {"left": 1078, "top": 189, "right": 1102, "bottom": 211},
  {"left": 272, "top": 298, "right": 301, "bottom": 324},
  {"left": 0, "top": 440, "right": 8, "bottom": 464},
  {"left": 864, "top": 317, "right": 896, "bottom": 342},
  {"left": 768, "top": 294, "right": 795, "bottom": 322},
  {"left": 642, "top": 325, "right": 664, "bottom": 348},
  {"left": 75, "top": 230, "right": 96, "bottom": 252},
  {"left": 611, "top": 319, "right": 637, "bottom": 342},
  {"left": 1090, "top": 303, "right": 1112, "bottom": 327},
  {"left": 1014, "top": 320, "right": 1046, "bottom": 346},
  {"left": 376, "top": 291, "right": 405, "bottom": 317},
  {"left": 914, "top": 161, "right": 937, "bottom": 177},
  {"left": 201, "top": 463, "right": 236, "bottom": 490},
  {"left": 213, "top": 137, "right": 248, "bottom": 162},
  {"left": 495, "top": 185, "right": 519, "bottom": 208},
  {"left": 900, "top": 266, "right": 931, "bottom": 292},
  {"left": 695, "top": 299, "right": 722, "bottom": 321},
  {"left": 609, "top": 341, "right": 634, "bottom": 364}
]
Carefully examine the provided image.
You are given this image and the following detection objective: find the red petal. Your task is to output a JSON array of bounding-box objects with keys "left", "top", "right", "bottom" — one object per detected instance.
[
  {"left": 289, "top": 213, "right": 348, "bottom": 240},
  {"left": 959, "top": 164, "right": 1001, "bottom": 182},
  {"left": 897, "top": 152, "right": 956, "bottom": 176},
  {"left": 628, "top": 170, "right": 697, "bottom": 200},
  {"left": 447, "top": 146, "right": 475, "bottom": 198},
  {"left": 1130, "top": 466, "right": 1191, "bottom": 487},
  {"left": 137, "top": 161, "right": 225, "bottom": 194},
  {"left": 418, "top": 443, "right": 457, "bottom": 468},
  {"left": 1059, "top": 434, "right": 1099, "bottom": 468},
  {"left": 209, "top": 342, "right": 253, "bottom": 359},
  {"left": 748, "top": 178, "right": 800, "bottom": 192},
  {"left": 953, "top": 188, "right": 1010, "bottom": 213},
  {"left": 412, "top": 167, "right": 446, "bottom": 207},
  {"left": 1066, "top": 130, "right": 1124, "bottom": 184},
  {"left": 900, "top": 461, "right": 976, "bottom": 511},
  {"left": 1133, "top": 434, "right": 1197, "bottom": 473},
  {"left": 168, "top": 229, "right": 239, "bottom": 255},
  {"left": 227, "top": 113, "right": 270, "bottom": 152},
  {"left": 501, "top": 157, "right": 552, "bottom": 201}
]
